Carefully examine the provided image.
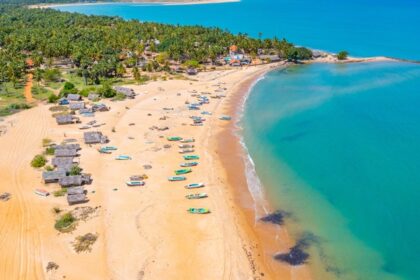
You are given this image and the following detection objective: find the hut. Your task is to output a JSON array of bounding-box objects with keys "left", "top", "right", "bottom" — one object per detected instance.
[
  {"left": 84, "top": 131, "right": 108, "bottom": 144},
  {"left": 59, "top": 174, "right": 91, "bottom": 187},
  {"left": 51, "top": 157, "right": 75, "bottom": 167},
  {"left": 67, "top": 94, "right": 82, "bottom": 101},
  {"left": 54, "top": 149, "right": 78, "bottom": 157},
  {"left": 67, "top": 186, "right": 85, "bottom": 195},
  {"left": 186, "top": 68, "right": 198, "bottom": 75},
  {"left": 88, "top": 93, "right": 99, "bottom": 101},
  {"left": 114, "top": 86, "right": 136, "bottom": 99},
  {"left": 54, "top": 143, "right": 81, "bottom": 150},
  {"left": 67, "top": 193, "right": 87, "bottom": 205},
  {"left": 92, "top": 103, "right": 109, "bottom": 112},
  {"left": 79, "top": 108, "right": 93, "bottom": 114},
  {"left": 69, "top": 102, "right": 85, "bottom": 111},
  {"left": 56, "top": 115, "right": 79, "bottom": 125},
  {"left": 42, "top": 170, "right": 66, "bottom": 183}
]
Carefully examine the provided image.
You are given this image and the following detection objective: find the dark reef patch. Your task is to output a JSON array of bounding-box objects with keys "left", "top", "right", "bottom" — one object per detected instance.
[{"left": 260, "top": 210, "right": 289, "bottom": 225}]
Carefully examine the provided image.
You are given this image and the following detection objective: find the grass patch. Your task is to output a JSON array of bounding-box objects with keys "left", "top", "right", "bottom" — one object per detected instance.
[
  {"left": 31, "top": 85, "right": 53, "bottom": 101},
  {"left": 45, "top": 146, "right": 55, "bottom": 156},
  {"left": 42, "top": 138, "right": 52, "bottom": 147},
  {"left": 31, "top": 154, "right": 47, "bottom": 168},
  {"left": 54, "top": 212, "right": 76, "bottom": 232},
  {"left": 73, "top": 233, "right": 98, "bottom": 253},
  {"left": 53, "top": 188, "right": 67, "bottom": 197}
]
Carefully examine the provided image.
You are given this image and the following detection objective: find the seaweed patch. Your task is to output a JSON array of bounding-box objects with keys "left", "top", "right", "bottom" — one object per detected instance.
[{"left": 260, "top": 210, "right": 289, "bottom": 225}]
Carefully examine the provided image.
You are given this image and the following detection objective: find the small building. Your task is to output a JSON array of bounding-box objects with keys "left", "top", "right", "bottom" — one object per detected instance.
[
  {"left": 54, "top": 149, "right": 78, "bottom": 157},
  {"left": 59, "top": 174, "right": 91, "bottom": 188},
  {"left": 84, "top": 131, "right": 108, "bottom": 144},
  {"left": 59, "top": 98, "right": 69, "bottom": 105},
  {"left": 229, "top": 60, "right": 242, "bottom": 67},
  {"left": 69, "top": 102, "right": 85, "bottom": 111},
  {"left": 186, "top": 68, "right": 198, "bottom": 75},
  {"left": 67, "top": 186, "right": 85, "bottom": 195},
  {"left": 42, "top": 170, "right": 66, "bottom": 183},
  {"left": 92, "top": 103, "right": 109, "bottom": 112},
  {"left": 54, "top": 144, "right": 81, "bottom": 150},
  {"left": 88, "top": 93, "right": 99, "bottom": 101},
  {"left": 67, "top": 94, "right": 82, "bottom": 101},
  {"left": 55, "top": 115, "right": 80, "bottom": 125},
  {"left": 67, "top": 193, "right": 87, "bottom": 205},
  {"left": 51, "top": 157, "right": 75, "bottom": 167},
  {"left": 114, "top": 86, "right": 135, "bottom": 99},
  {"left": 79, "top": 108, "right": 93, "bottom": 114}
]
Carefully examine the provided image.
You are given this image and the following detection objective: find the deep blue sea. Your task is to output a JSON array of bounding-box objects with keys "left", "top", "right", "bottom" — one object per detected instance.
[{"left": 56, "top": 1, "right": 420, "bottom": 279}]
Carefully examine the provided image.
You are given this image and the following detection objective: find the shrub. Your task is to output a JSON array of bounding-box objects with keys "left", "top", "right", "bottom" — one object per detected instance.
[
  {"left": 73, "top": 233, "right": 98, "bottom": 253},
  {"left": 53, "top": 188, "right": 67, "bottom": 197},
  {"left": 42, "top": 138, "right": 52, "bottom": 147},
  {"left": 31, "top": 154, "right": 47, "bottom": 168},
  {"left": 337, "top": 51, "right": 349, "bottom": 60},
  {"left": 45, "top": 165, "right": 54, "bottom": 171},
  {"left": 45, "top": 146, "right": 55, "bottom": 155},
  {"left": 54, "top": 212, "right": 76, "bottom": 232},
  {"left": 69, "top": 165, "right": 82, "bottom": 176},
  {"left": 48, "top": 94, "right": 59, "bottom": 103},
  {"left": 98, "top": 83, "right": 116, "bottom": 98}
]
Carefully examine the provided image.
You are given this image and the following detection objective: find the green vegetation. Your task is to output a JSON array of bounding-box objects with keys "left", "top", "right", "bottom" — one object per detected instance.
[
  {"left": 69, "top": 165, "right": 82, "bottom": 176},
  {"left": 44, "top": 146, "right": 55, "bottom": 155},
  {"left": 98, "top": 83, "right": 116, "bottom": 98},
  {"left": 337, "top": 51, "right": 349, "bottom": 60},
  {"left": 54, "top": 212, "right": 76, "bottom": 232},
  {"left": 0, "top": 103, "right": 31, "bottom": 116},
  {"left": 42, "top": 138, "right": 52, "bottom": 147},
  {"left": 31, "top": 154, "right": 47, "bottom": 168},
  {"left": 31, "top": 85, "right": 53, "bottom": 101},
  {"left": 44, "top": 165, "right": 54, "bottom": 171},
  {"left": 53, "top": 188, "right": 67, "bottom": 197}
]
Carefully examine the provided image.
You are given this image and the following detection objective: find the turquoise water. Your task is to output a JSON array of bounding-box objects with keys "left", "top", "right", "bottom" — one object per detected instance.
[
  {"left": 54, "top": 1, "right": 420, "bottom": 279},
  {"left": 56, "top": 0, "right": 420, "bottom": 61},
  {"left": 243, "top": 62, "right": 420, "bottom": 280}
]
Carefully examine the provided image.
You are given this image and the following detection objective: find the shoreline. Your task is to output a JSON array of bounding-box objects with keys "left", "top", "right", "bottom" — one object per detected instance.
[{"left": 29, "top": 0, "right": 240, "bottom": 9}]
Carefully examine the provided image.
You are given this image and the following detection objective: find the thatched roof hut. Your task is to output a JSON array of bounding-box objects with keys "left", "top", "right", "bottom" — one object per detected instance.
[
  {"left": 67, "top": 94, "right": 82, "bottom": 101},
  {"left": 114, "top": 86, "right": 135, "bottom": 99},
  {"left": 59, "top": 175, "right": 83, "bottom": 187},
  {"left": 84, "top": 131, "right": 108, "bottom": 144},
  {"left": 69, "top": 102, "right": 85, "bottom": 111},
  {"left": 88, "top": 93, "right": 99, "bottom": 101},
  {"left": 56, "top": 115, "right": 79, "bottom": 125},
  {"left": 42, "top": 170, "right": 66, "bottom": 183},
  {"left": 54, "top": 149, "right": 78, "bottom": 157},
  {"left": 79, "top": 108, "right": 93, "bottom": 114},
  {"left": 67, "top": 186, "right": 85, "bottom": 195},
  {"left": 54, "top": 144, "right": 81, "bottom": 151},
  {"left": 67, "top": 193, "right": 87, "bottom": 205},
  {"left": 51, "top": 157, "right": 75, "bottom": 167},
  {"left": 92, "top": 103, "right": 109, "bottom": 112}
]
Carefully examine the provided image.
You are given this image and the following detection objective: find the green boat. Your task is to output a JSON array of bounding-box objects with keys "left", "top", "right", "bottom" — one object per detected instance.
[
  {"left": 185, "top": 193, "right": 208, "bottom": 199},
  {"left": 98, "top": 148, "right": 112, "bottom": 154},
  {"left": 175, "top": 168, "right": 192, "bottom": 175},
  {"left": 183, "top": 155, "right": 200, "bottom": 160},
  {"left": 167, "top": 136, "right": 183, "bottom": 141},
  {"left": 185, "top": 183, "right": 205, "bottom": 189},
  {"left": 168, "top": 176, "right": 186, "bottom": 181},
  {"left": 187, "top": 208, "right": 210, "bottom": 214},
  {"left": 180, "top": 162, "right": 198, "bottom": 167},
  {"left": 102, "top": 146, "right": 117, "bottom": 151}
]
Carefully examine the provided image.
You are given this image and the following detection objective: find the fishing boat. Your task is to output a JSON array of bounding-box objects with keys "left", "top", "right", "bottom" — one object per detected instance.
[
  {"left": 79, "top": 125, "right": 90, "bottom": 130},
  {"left": 184, "top": 155, "right": 200, "bottom": 160},
  {"left": 126, "top": 181, "right": 145, "bottom": 187},
  {"left": 219, "top": 115, "right": 232, "bottom": 121},
  {"left": 185, "top": 193, "right": 208, "bottom": 199},
  {"left": 167, "top": 136, "right": 183, "bottom": 141},
  {"left": 179, "top": 149, "right": 194, "bottom": 154},
  {"left": 175, "top": 168, "right": 192, "bottom": 175},
  {"left": 98, "top": 148, "right": 112, "bottom": 154},
  {"left": 102, "top": 146, "right": 117, "bottom": 151},
  {"left": 185, "top": 183, "right": 205, "bottom": 189},
  {"left": 168, "top": 176, "right": 186, "bottom": 181},
  {"left": 115, "top": 155, "right": 132, "bottom": 160},
  {"left": 187, "top": 208, "right": 210, "bottom": 214},
  {"left": 180, "top": 162, "right": 198, "bottom": 167},
  {"left": 180, "top": 138, "right": 195, "bottom": 143},
  {"left": 179, "top": 144, "right": 194, "bottom": 149},
  {"left": 35, "top": 189, "right": 50, "bottom": 197}
]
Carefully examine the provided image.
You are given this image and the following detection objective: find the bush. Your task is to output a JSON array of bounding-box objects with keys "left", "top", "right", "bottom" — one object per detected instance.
[
  {"left": 42, "top": 138, "right": 52, "bottom": 147},
  {"left": 73, "top": 233, "right": 98, "bottom": 253},
  {"left": 31, "top": 154, "right": 47, "bottom": 168},
  {"left": 45, "top": 146, "right": 55, "bottom": 155},
  {"left": 184, "top": 60, "right": 200, "bottom": 69},
  {"left": 48, "top": 93, "right": 59, "bottom": 103},
  {"left": 98, "top": 83, "right": 116, "bottom": 98},
  {"left": 53, "top": 188, "right": 67, "bottom": 197},
  {"left": 69, "top": 165, "right": 82, "bottom": 176},
  {"left": 54, "top": 212, "right": 76, "bottom": 232},
  {"left": 63, "top": 82, "right": 75, "bottom": 91},
  {"left": 43, "top": 68, "right": 61, "bottom": 83},
  {"left": 79, "top": 87, "right": 97, "bottom": 97},
  {"left": 45, "top": 165, "right": 54, "bottom": 171},
  {"left": 337, "top": 51, "right": 349, "bottom": 60}
]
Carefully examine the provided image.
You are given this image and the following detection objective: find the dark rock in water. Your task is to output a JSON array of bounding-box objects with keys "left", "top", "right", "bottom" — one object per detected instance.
[
  {"left": 260, "top": 210, "right": 287, "bottom": 225},
  {"left": 274, "top": 244, "right": 309, "bottom": 266}
]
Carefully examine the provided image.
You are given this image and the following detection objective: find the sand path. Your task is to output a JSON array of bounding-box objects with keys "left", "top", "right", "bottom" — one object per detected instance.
[{"left": 24, "top": 73, "right": 34, "bottom": 103}]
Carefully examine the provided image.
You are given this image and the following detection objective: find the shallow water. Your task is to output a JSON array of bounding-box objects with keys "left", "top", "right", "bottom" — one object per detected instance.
[{"left": 243, "top": 62, "right": 420, "bottom": 280}]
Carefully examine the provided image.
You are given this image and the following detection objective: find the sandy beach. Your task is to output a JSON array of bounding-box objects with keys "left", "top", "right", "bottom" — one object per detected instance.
[{"left": 0, "top": 64, "right": 314, "bottom": 280}]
